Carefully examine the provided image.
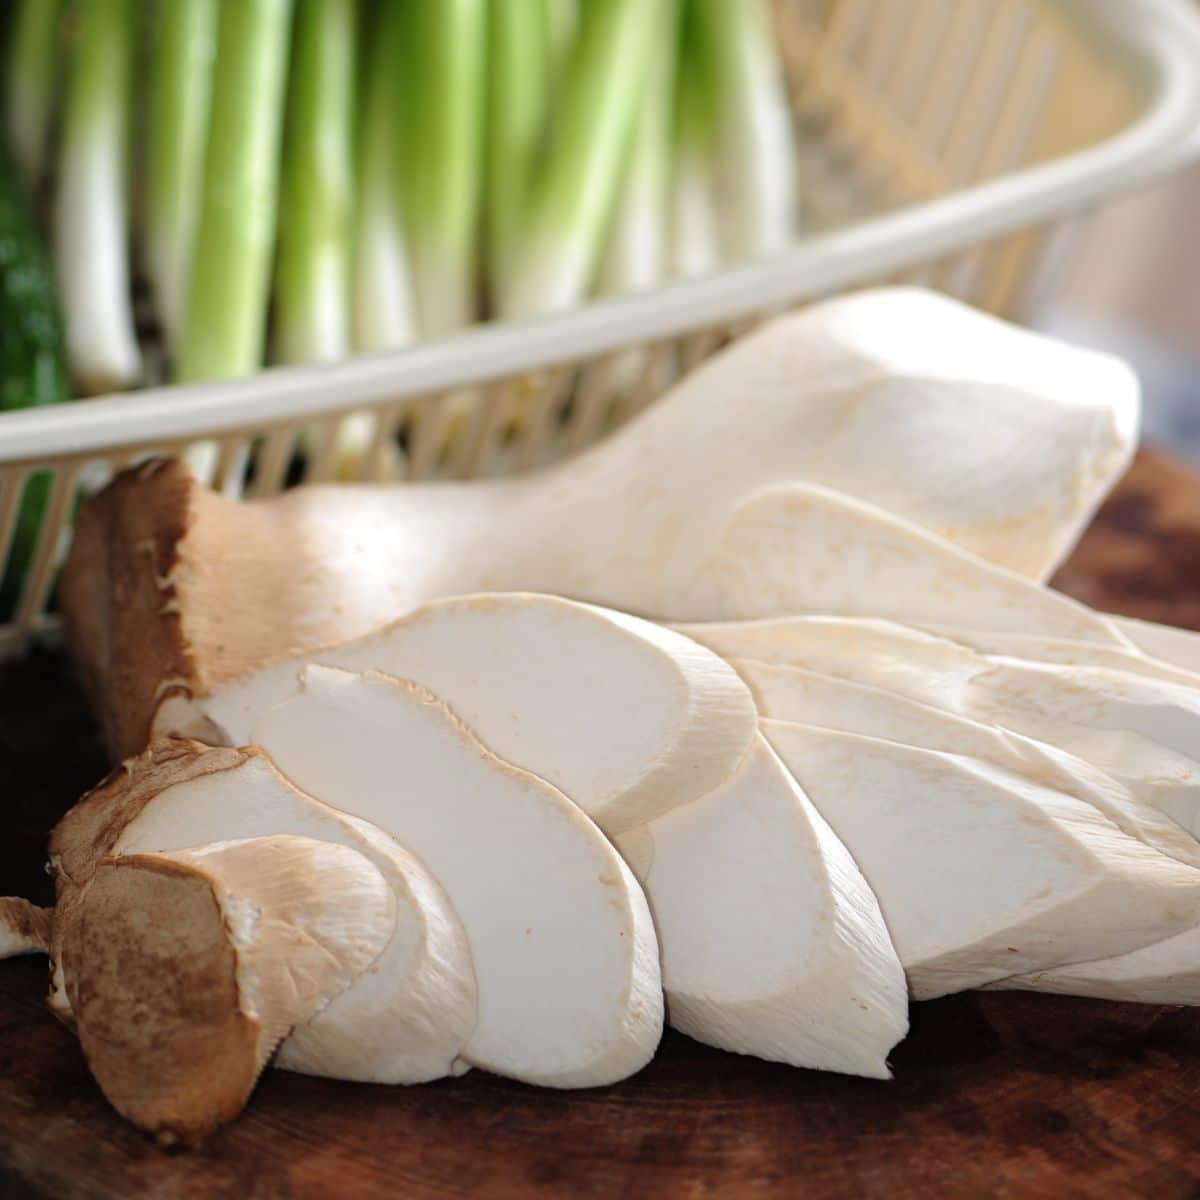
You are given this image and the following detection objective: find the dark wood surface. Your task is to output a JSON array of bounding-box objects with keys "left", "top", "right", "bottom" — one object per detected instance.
[{"left": 3, "top": 449, "right": 1200, "bottom": 1199}]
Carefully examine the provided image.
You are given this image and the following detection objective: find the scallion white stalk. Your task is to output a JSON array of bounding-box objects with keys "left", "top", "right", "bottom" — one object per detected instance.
[
  {"left": 178, "top": 0, "right": 293, "bottom": 382},
  {"left": 691, "top": 0, "right": 797, "bottom": 261},
  {"left": 144, "top": 0, "right": 217, "bottom": 351},
  {"left": 499, "top": 0, "right": 663, "bottom": 321},
  {"left": 5, "top": 0, "right": 62, "bottom": 191},
  {"left": 396, "top": 0, "right": 486, "bottom": 338},
  {"left": 55, "top": 0, "right": 142, "bottom": 394},
  {"left": 275, "top": 0, "right": 357, "bottom": 365},
  {"left": 352, "top": 0, "right": 415, "bottom": 353}
]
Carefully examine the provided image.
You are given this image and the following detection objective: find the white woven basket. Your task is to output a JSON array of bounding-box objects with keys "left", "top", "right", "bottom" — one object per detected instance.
[{"left": 2, "top": 0, "right": 1200, "bottom": 657}]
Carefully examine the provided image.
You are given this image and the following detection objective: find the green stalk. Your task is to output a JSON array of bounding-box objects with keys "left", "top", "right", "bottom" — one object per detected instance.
[
  {"left": 599, "top": 0, "right": 680, "bottom": 297},
  {"left": 582, "top": 0, "right": 680, "bottom": 409},
  {"left": 178, "top": 0, "right": 293, "bottom": 382},
  {"left": 5, "top": 0, "right": 62, "bottom": 191},
  {"left": 691, "top": 0, "right": 796, "bottom": 261},
  {"left": 144, "top": 0, "right": 217, "bottom": 351},
  {"left": 499, "top": 0, "right": 663, "bottom": 321},
  {"left": 669, "top": 0, "right": 721, "bottom": 279},
  {"left": 542, "top": 0, "right": 576, "bottom": 89},
  {"left": 485, "top": 0, "right": 549, "bottom": 309},
  {"left": 55, "top": 0, "right": 142, "bottom": 394},
  {"left": 275, "top": 0, "right": 357, "bottom": 365},
  {"left": 352, "top": 0, "right": 414, "bottom": 353},
  {"left": 396, "top": 0, "right": 486, "bottom": 338}
]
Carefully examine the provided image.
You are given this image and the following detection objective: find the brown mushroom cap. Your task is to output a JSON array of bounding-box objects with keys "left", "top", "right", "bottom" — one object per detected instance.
[
  {"left": 64, "top": 855, "right": 260, "bottom": 1144},
  {"left": 60, "top": 835, "right": 395, "bottom": 1144}
]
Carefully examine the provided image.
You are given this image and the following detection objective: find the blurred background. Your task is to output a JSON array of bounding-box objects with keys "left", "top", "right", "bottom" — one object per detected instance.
[{"left": 1037, "top": 164, "right": 1200, "bottom": 463}]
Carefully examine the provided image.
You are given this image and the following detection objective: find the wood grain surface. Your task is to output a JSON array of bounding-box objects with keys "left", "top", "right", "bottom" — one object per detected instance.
[{"left": 2, "top": 449, "right": 1200, "bottom": 1199}]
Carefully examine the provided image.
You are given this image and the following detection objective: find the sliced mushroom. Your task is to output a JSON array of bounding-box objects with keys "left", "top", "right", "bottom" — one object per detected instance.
[
  {"left": 1116, "top": 616, "right": 1200, "bottom": 674},
  {"left": 765, "top": 721, "right": 1200, "bottom": 999},
  {"left": 252, "top": 665, "right": 663, "bottom": 1088},
  {"left": 615, "top": 734, "right": 908, "bottom": 1077},
  {"left": 993, "top": 925, "right": 1200, "bottom": 1005},
  {"left": 737, "top": 659, "right": 1200, "bottom": 872},
  {"left": 60, "top": 835, "right": 394, "bottom": 1144},
  {"left": 703, "top": 482, "right": 1125, "bottom": 641},
  {"left": 160, "top": 592, "right": 756, "bottom": 836},
  {"left": 683, "top": 616, "right": 1200, "bottom": 836},
  {"left": 49, "top": 738, "right": 477, "bottom": 1083},
  {"left": 916, "top": 624, "right": 1200, "bottom": 690}
]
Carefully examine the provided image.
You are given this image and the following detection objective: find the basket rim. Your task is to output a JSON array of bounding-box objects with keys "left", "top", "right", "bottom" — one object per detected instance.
[{"left": 2, "top": 0, "right": 1199, "bottom": 468}]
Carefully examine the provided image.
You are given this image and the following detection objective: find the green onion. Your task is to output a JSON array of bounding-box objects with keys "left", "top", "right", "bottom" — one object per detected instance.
[
  {"left": 583, "top": 0, "right": 680, "bottom": 408},
  {"left": 499, "top": 0, "right": 663, "bottom": 321},
  {"left": 144, "top": 0, "right": 217, "bottom": 351},
  {"left": 12, "top": 0, "right": 800, "bottom": 407},
  {"left": 55, "top": 0, "right": 142, "bottom": 394},
  {"left": 670, "top": 0, "right": 722, "bottom": 279},
  {"left": 5, "top": 0, "right": 63, "bottom": 192},
  {"left": 275, "top": 0, "right": 358, "bottom": 365},
  {"left": 178, "top": 0, "right": 293, "bottom": 382},
  {"left": 542, "top": 0, "right": 577, "bottom": 90},
  {"left": 598, "top": 0, "right": 681, "bottom": 298},
  {"left": 396, "top": 0, "right": 486, "bottom": 338},
  {"left": 352, "top": 0, "right": 415, "bottom": 353},
  {"left": 691, "top": 0, "right": 796, "bottom": 261},
  {"left": 485, "top": 0, "right": 550, "bottom": 310}
]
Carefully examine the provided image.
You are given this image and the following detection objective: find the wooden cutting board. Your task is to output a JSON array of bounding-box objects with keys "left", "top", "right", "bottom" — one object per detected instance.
[{"left": 3, "top": 449, "right": 1200, "bottom": 1199}]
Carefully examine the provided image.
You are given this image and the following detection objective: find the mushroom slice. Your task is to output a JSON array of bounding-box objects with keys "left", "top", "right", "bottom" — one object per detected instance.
[
  {"left": 701, "top": 482, "right": 1126, "bottom": 642},
  {"left": 682, "top": 616, "right": 1200, "bottom": 837},
  {"left": 163, "top": 592, "right": 756, "bottom": 836},
  {"left": 49, "top": 738, "right": 476, "bottom": 1084},
  {"left": 252, "top": 665, "right": 663, "bottom": 1088},
  {"left": 722, "top": 636, "right": 1200, "bottom": 1009},
  {"left": 1116, "top": 616, "right": 1200, "bottom": 674},
  {"left": 964, "top": 658, "right": 1200, "bottom": 839},
  {"left": 736, "top": 660, "right": 1200, "bottom": 872},
  {"left": 678, "top": 614, "right": 993, "bottom": 674},
  {"left": 59, "top": 835, "right": 394, "bottom": 1144},
  {"left": 615, "top": 734, "right": 908, "bottom": 1078},
  {"left": 993, "top": 925, "right": 1200, "bottom": 1005},
  {"left": 916, "top": 624, "right": 1200, "bottom": 690},
  {"left": 764, "top": 721, "right": 1200, "bottom": 999}
]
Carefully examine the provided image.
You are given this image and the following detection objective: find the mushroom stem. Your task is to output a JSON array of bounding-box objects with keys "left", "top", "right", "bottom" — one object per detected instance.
[{"left": 0, "top": 897, "right": 52, "bottom": 958}]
